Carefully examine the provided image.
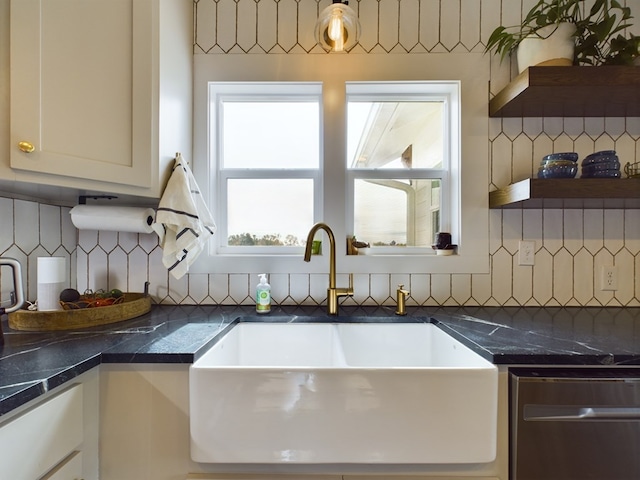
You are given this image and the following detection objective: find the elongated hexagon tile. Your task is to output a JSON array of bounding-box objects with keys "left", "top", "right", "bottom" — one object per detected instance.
[
  {"left": 369, "top": 274, "right": 390, "bottom": 303},
  {"left": 614, "top": 249, "right": 635, "bottom": 306},
  {"left": 417, "top": 0, "right": 440, "bottom": 51},
  {"left": 98, "top": 230, "right": 118, "bottom": 255},
  {"left": 491, "top": 247, "right": 513, "bottom": 305},
  {"left": 237, "top": 0, "right": 258, "bottom": 52},
  {"left": 542, "top": 209, "right": 564, "bottom": 254},
  {"left": 573, "top": 248, "right": 594, "bottom": 305},
  {"left": 532, "top": 248, "right": 553, "bottom": 305},
  {"left": 267, "top": 273, "right": 288, "bottom": 305},
  {"left": 430, "top": 273, "right": 452, "bottom": 305},
  {"left": 398, "top": 0, "right": 419, "bottom": 52},
  {"left": 61, "top": 207, "right": 76, "bottom": 254},
  {"left": 78, "top": 229, "right": 99, "bottom": 253},
  {"left": 1, "top": 246, "right": 28, "bottom": 303},
  {"left": 0, "top": 198, "right": 14, "bottom": 253},
  {"left": 167, "top": 272, "right": 189, "bottom": 304},
  {"left": 256, "top": 0, "right": 278, "bottom": 52},
  {"left": 489, "top": 210, "right": 503, "bottom": 255},
  {"left": 276, "top": 0, "right": 299, "bottom": 53},
  {"left": 603, "top": 210, "right": 624, "bottom": 254},
  {"left": 512, "top": 134, "right": 534, "bottom": 182},
  {"left": 228, "top": 273, "right": 251, "bottom": 304},
  {"left": 377, "top": 0, "right": 400, "bottom": 52},
  {"left": 490, "top": 133, "right": 514, "bottom": 188},
  {"left": 470, "top": 273, "right": 492, "bottom": 306},
  {"left": 451, "top": 274, "right": 471, "bottom": 305},
  {"left": 209, "top": 274, "right": 229, "bottom": 304},
  {"left": 563, "top": 209, "right": 583, "bottom": 254},
  {"left": 583, "top": 209, "right": 604, "bottom": 254},
  {"left": 107, "top": 247, "right": 128, "bottom": 291},
  {"left": 460, "top": 0, "right": 480, "bottom": 50},
  {"left": 502, "top": 209, "right": 523, "bottom": 255},
  {"left": 127, "top": 247, "right": 150, "bottom": 293},
  {"left": 87, "top": 247, "right": 108, "bottom": 292},
  {"left": 39, "top": 204, "right": 61, "bottom": 254},
  {"left": 512, "top": 261, "right": 533, "bottom": 305},
  {"left": 552, "top": 248, "right": 573, "bottom": 305},
  {"left": 188, "top": 273, "right": 210, "bottom": 304},
  {"left": 409, "top": 274, "right": 430, "bottom": 305},
  {"left": 15, "top": 200, "right": 39, "bottom": 255}
]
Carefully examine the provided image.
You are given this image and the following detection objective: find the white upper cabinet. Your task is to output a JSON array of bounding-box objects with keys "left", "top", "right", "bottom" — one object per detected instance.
[{"left": 9, "top": 0, "right": 192, "bottom": 200}]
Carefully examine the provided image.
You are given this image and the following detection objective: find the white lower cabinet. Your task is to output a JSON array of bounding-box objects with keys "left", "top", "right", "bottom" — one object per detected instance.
[
  {"left": 0, "top": 384, "right": 83, "bottom": 479},
  {"left": 0, "top": 368, "right": 99, "bottom": 480}
]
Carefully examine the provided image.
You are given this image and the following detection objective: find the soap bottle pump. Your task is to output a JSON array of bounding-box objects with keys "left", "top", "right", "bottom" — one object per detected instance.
[{"left": 256, "top": 274, "right": 271, "bottom": 314}]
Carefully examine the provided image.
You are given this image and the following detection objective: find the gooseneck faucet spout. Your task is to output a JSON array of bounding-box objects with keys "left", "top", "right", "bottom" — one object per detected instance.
[{"left": 304, "top": 222, "right": 353, "bottom": 315}]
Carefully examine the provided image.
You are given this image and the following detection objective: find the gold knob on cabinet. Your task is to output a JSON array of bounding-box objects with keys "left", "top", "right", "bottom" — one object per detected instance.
[{"left": 18, "top": 141, "right": 35, "bottom": 153}]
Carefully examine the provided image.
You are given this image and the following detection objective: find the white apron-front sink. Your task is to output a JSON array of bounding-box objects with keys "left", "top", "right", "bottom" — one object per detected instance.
[{"left": 189, "top": 321, "right": 498, "bottom": 465}]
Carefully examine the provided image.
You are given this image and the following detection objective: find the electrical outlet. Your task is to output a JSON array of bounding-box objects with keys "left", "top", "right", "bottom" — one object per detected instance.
[
  {"left": 518, "top": 241, "right": 535, "bottom": 266},
  {"left": 601, "top": 265, "right": 618, "bottom": 291}
]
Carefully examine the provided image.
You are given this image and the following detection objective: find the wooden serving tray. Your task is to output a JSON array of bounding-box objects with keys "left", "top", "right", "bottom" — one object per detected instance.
[{"left": 8, "top": 293, "right": 151, "bottom": 332}]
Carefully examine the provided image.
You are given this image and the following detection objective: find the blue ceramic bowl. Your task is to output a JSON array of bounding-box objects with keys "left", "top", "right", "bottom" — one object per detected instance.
[
  {"left": 581, "top": 169, "right": 621, "bottom": 178},
  {"left": 582, "top": 150, "right": 618, "bottom": 166},
  {"left": 538, "top": 163, "right": 578, "bottom": 179},
  {"left": 582, "top": 161, "right": 621, "bottom": 174},
  {"left": 542, "top": 152, "right": 579, "bottom": 163}
]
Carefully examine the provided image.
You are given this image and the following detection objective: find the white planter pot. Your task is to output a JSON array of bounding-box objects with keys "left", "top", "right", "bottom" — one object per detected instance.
[{"left": 517, "top": 22, "right": 576, "bottom": 73}]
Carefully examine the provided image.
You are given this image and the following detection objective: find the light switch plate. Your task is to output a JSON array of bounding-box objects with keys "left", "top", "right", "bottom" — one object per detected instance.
[
  {"left": 601, "top": 265, "right": 618, "bottom": 291},
  {"left": 518, "top": 241, "right": 535, "bottom": 266}
]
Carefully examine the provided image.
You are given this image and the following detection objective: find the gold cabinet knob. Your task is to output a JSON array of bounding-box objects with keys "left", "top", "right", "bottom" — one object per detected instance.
[{"left": 18, "top": 141, "right": 35, "bottom": 153}]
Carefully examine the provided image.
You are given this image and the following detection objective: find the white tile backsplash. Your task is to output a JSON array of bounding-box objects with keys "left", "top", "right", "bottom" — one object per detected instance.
[{"left": 2, "top": 0, "right": 639, "bottom": 308}]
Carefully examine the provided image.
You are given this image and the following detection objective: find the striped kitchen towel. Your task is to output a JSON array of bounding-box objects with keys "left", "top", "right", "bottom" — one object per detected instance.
[{"left": 153, "top": 153, "right": 216, "bottom": 279}]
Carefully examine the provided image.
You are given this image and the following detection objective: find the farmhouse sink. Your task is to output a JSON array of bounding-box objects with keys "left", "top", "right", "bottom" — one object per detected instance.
[{"left": 190, "top": 320, "right": 498, "bottom": 465}]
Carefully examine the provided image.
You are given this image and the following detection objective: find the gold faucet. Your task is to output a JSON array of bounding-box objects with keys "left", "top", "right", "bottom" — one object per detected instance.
[
  {"left": 395, "top": 284, "right": 410, "bottom": 316},
  {"left": 304, "top": 222, "right": 353, "bottom": 315}
]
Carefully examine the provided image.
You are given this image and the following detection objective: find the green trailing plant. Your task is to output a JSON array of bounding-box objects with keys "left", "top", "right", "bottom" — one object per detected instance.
[{"left": 485, "top": 0, "right": 639, "bottom": 66}]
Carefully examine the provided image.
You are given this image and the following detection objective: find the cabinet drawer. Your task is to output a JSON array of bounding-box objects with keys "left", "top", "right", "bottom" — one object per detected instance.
[
  {"left": 0, "top": 384, "right": 83, "bottom": 479},
  {"left": 42, "top": 451, "right": 83, "bottom": 480}
]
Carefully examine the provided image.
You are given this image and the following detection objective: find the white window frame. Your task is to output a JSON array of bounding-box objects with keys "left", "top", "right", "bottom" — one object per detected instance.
[
  {"left": 191, "top": 53, "right": 489, "bottom": 275},
  {"left": 345, "top": 82, "right": 458, "bottom": 254},
  {"left": 209, "top": 82, "right": 323, "bottom": 256}
]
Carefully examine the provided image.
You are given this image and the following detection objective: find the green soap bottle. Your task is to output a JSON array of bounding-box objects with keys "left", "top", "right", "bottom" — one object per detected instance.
[{"left": 256, "top": 274, "right": 271, "bottom": 314}]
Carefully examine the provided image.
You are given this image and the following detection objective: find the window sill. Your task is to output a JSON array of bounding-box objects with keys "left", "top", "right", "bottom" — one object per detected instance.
[{"left": 187, "top": 252, "right": 489, "bottom": 275}]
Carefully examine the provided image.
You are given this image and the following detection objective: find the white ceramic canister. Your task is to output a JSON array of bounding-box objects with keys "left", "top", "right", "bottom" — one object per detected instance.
[{"left": 517, "top": 22, "right": 576, "bottom": 74}]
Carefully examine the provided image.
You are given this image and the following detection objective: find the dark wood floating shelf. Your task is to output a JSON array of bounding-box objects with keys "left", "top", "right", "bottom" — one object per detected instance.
[
  {"left": 489, "top": 66, "right": 640, "bottom": 117},
  {"left": 490, "top": 178, "right": 640, "bottom": 209}
]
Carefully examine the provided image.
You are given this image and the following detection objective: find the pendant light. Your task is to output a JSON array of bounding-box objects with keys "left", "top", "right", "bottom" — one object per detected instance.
[{"left": 315, "top": 1, "right": 361, "bottom": 52}]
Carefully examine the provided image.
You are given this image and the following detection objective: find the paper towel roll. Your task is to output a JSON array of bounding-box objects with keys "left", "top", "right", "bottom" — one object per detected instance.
[
  {"left": 37, "top": 257, "right": 66, "bottom": 311},
  {"left": 70, "top": 205, "right": 155, "bottom": 233}
]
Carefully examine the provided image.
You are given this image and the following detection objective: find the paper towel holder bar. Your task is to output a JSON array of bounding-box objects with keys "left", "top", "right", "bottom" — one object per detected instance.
[{"left": 78, "top": 195, "right": 118, "bottom": 205}]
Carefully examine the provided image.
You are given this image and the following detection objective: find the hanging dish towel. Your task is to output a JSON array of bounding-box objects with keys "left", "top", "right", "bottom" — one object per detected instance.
[{"left": 153, "top": 153, "right": 216, "bottom": 279}]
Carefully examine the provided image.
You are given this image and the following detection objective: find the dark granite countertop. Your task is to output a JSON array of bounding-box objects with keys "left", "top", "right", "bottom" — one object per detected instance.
[{"left": 1, "top": 304, "right": 640, "bottom": 417}]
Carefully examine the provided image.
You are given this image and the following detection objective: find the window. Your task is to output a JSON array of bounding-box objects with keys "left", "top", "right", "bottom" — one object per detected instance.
[
  {"left": 209, "top": 83, "right": 322, "bottom": 254},
  {"left": 346, "top": 82, "right": 459, "bottom": 253},
  {"left": 192, "top": 54, "right": 489, "bottom": 274}
]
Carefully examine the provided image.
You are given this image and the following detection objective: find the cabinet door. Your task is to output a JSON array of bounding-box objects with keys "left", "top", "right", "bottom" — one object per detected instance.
[
  {"left": 0, "top": 384, "right": 83, "bottom": 479},
  {"left": 10, "top": 0, "right": 153, "bottom": 189}
]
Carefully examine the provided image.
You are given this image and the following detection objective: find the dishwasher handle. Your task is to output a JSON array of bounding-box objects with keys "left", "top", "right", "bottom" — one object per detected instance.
[{"left": 525, "top": 405, "right": 640, "bottom": 421}]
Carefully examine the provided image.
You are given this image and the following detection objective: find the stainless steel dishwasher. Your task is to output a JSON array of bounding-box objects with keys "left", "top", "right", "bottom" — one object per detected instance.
[{"left": 510, "top": 368, "right": 640, "bottom": 480}]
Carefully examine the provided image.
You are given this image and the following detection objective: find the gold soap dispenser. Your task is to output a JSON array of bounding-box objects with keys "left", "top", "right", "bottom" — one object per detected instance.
[{"left": 395, "top": 284, "right": 410, "bottom": 316}]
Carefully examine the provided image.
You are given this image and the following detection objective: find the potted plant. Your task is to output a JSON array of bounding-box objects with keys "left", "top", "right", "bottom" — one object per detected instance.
[{"left": 486, "top": 0, "right": 640, "bottom": 70}]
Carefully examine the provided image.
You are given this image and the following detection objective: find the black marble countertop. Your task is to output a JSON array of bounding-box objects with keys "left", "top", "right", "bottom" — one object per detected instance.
[{"left": 1, "top": 304, "right": 640, "bottom": 417}]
